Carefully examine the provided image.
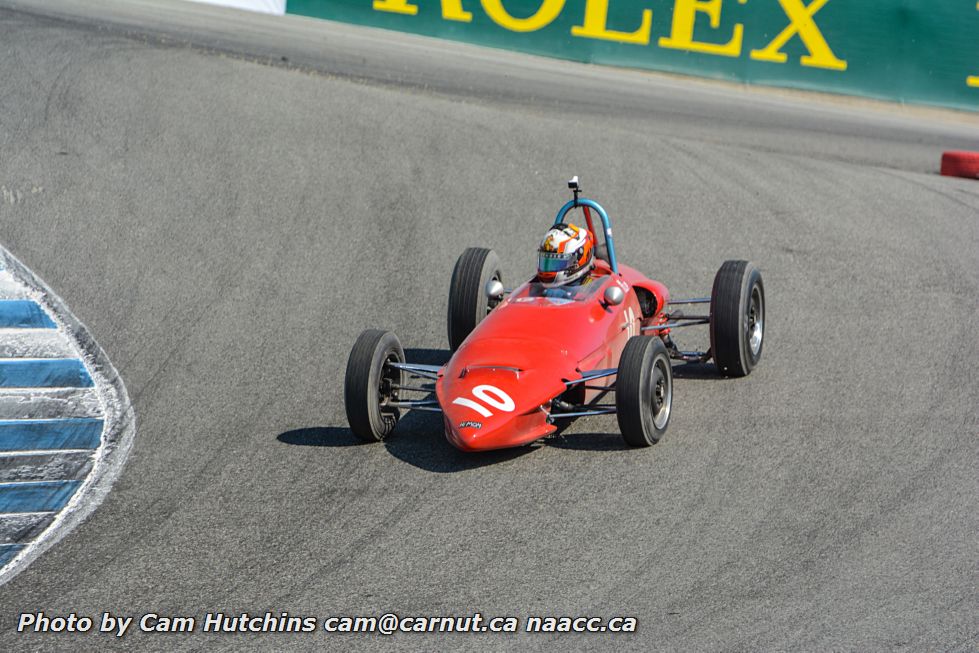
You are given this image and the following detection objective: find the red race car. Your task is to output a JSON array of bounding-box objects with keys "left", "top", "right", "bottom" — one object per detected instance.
[{"left": 345, "top": 177, "right": 765, "bottom": 451}]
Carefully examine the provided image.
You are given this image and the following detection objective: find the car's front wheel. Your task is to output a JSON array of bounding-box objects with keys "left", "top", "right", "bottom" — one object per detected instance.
[
  {"left": 447, "top": 247, "right": 503, "bottom": 351},
  {"left": 344, "top": 329, "right": 404, "bottom": 442},
  {"left": 616, "top": 336, "right": 673, "bottom": 447},
  {"left": 709, "top": 260, "right": 765, "bottom": 377}
]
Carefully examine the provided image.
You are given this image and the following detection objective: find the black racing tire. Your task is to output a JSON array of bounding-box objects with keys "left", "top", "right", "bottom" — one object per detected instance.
[
  {"left": 447, "top": 247, "right": 502, "bottom": 351},
  {"left": 709, "top": 260, "right": 765, "bottom": 377},
  {"left": 344, "top": 329, "right": 405, "bottom": 442},
  {"left": 616, "top": 336, "right": 673, "bottom": 447}
]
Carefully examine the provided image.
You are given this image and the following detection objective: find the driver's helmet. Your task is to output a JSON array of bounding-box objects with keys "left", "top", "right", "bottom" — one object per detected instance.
[{"left": 537, "top": 223, "right": 595, "bottom": 286}]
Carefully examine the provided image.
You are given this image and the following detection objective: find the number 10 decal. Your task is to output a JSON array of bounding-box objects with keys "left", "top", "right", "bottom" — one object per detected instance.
[{"left": 452, "top": 385, "right": 515, "bottom": 418}]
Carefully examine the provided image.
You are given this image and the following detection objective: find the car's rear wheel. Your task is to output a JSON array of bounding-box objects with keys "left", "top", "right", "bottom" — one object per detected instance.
[
  {"left": 616, "top": 336, "right": 673, "bottom": 447},
  {"left": 344, "top": 329, "right": 404, "bottom": 442},
  {"left": 447, "top": 247, "right": 503, "bottom": 351},
  {"left": 710, "top": 260, "right": 765, "bottom": 377}
]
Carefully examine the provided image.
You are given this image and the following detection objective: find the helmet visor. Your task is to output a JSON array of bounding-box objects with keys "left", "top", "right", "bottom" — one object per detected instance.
[{"left": 538, "top": 251, "right": 576, "bottom": 273}]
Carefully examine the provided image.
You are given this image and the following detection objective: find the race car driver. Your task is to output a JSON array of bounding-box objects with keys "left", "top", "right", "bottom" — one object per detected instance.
[{"left": 535, "top": 222, "right": 596, "bottom": 287}]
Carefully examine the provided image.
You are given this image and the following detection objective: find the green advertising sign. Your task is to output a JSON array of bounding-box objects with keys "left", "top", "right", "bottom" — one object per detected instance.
[{"left": 286, "top": 0, "right": 979, "bottom": 112}]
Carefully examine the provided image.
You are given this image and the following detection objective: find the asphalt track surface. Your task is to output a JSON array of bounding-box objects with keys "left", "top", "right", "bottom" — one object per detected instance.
[{"left": 0, "top": 1, "right": 977, "bottom": 650}]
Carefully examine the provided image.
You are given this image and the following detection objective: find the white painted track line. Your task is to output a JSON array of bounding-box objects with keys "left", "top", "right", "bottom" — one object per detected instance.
[
  {"left": 0, "top": 388, "right": 103, "bottom": 420},
  {"left": 0, "top": 330, "right": 78, "bottom": 359}
]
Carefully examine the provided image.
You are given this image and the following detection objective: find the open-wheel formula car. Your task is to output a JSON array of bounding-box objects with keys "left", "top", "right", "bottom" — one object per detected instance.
[{"left": 345, "top": 177, "right": 765, "bottom": 451}]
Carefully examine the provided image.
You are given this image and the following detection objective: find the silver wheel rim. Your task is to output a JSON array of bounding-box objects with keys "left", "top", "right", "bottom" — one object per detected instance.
[
  {"left": 747, "top": 285, "right": 764, "bottom": 357},
  {"left": 651, "top": 357, "right": 672, "bottom": 430},
  {"left": 486, "top": 273, "right": 502, "bottom": 314},
  {"left": 379, "top": 354, "right": 400, "bottom": 414}
]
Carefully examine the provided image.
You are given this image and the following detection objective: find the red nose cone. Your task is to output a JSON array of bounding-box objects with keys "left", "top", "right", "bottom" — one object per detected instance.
[
  {"left": 941, "top": 151, "right": 979, "bottom": 180},
  {"left": 443, "top": 416, "right": 485, "bottom": 452}
]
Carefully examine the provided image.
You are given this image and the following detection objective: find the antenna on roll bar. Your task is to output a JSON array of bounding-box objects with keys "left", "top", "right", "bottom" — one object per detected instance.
[{"left": 568, "top": 175, "right": 581, "bottom": 207}]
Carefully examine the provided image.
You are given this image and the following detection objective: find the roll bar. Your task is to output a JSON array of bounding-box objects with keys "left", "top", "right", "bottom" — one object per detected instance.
[{"left": 553, "top": 198, "right": 618, "bottom": 274}]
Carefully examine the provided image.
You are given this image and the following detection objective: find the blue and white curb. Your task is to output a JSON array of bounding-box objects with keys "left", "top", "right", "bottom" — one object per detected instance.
[{"left": 0, "top": 247, "right": 135, "bottom": 583}]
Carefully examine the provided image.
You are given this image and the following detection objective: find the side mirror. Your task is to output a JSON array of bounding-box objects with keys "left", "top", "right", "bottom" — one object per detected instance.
[
  {"left": 485, "top": 279, "right": 505, "bottom": 301},
  {"left": 603, "top": 286, "right": 624, "bottom": 306}
]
